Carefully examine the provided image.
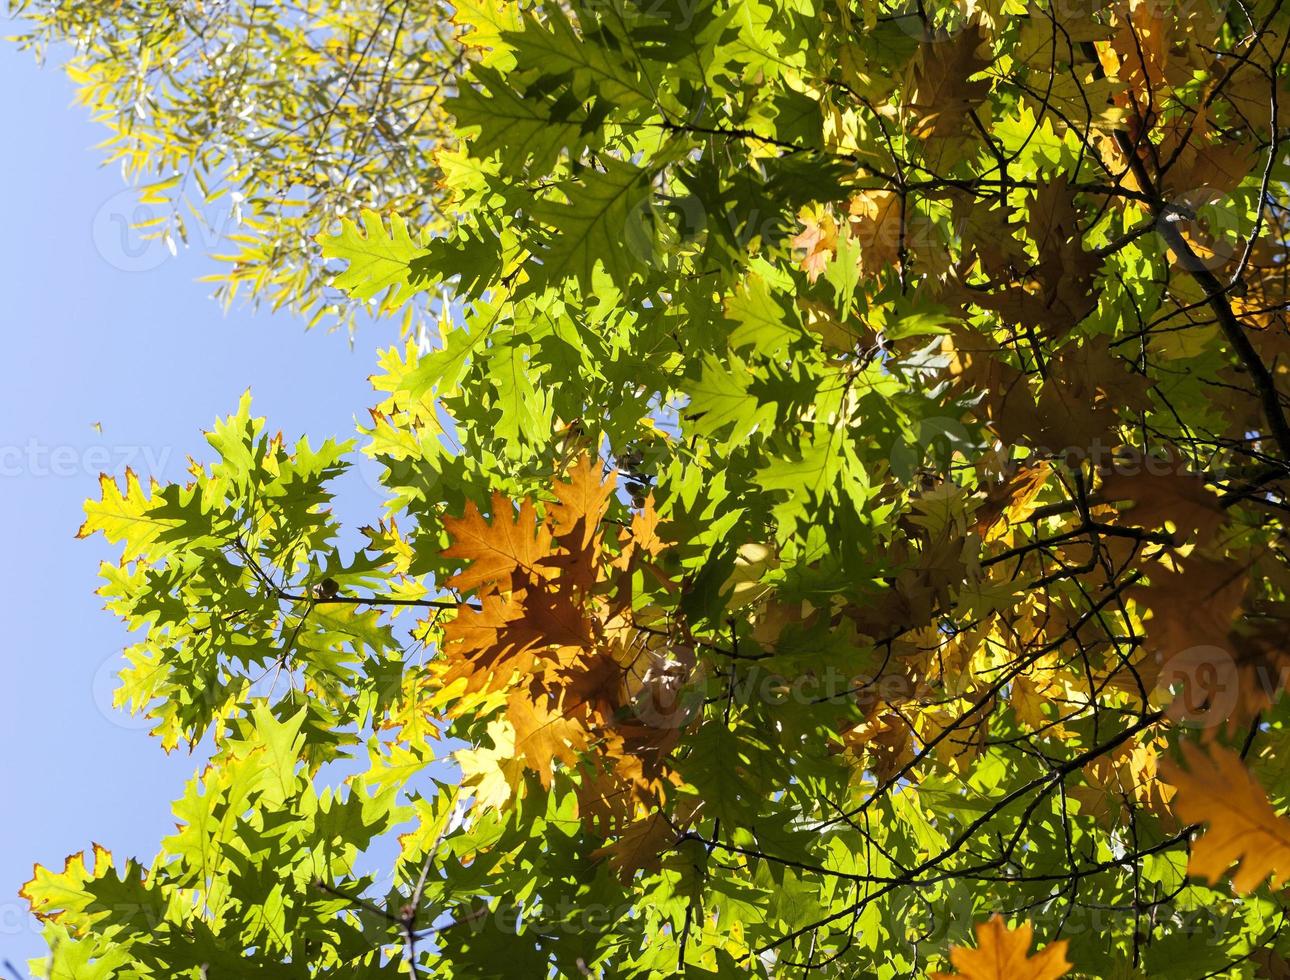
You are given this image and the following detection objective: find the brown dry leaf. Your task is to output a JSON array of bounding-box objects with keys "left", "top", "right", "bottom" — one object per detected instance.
[
  {"left": 1036, "top": 337, "right": 1153, "bottom": 455},
  {"left": 1218, "top": 57, "right": 1290, "bottom": 134},
  {"left": 1098, "top": 451, "right": 1226, "bottom": 546},
  {"left": 1133, "top": 552, "right": 1248, "bottom": 666},
  {"left": 591, "top": 810, "right": 676, "bottom": 881},
  {"left": 1028, "top": 176, "right": 1103, "bottom": 337},
  {"left": 1012, "top": 13, "right": 1121, "bottom": 131},
  {"left": 967, "top": 177, "right": 1102, "bottom": 338},
  {"left": 964, "top": 180, "right": 1104, "bottom": 340},
  {"left": 974, "top": 462, "right": 1051, "bottom": 539},
  {"left": 949, "top": 191, "right": 1027, "bottom": 281},
  {"left": 1160, "top": 118, "right": 1258, "bottom": 197},
  {"left": 931, "top": 914, "right": 1071, "bottom": 980},
  {"left": 1251, "top": 946, "right": 1290, "bottom": 979},
  {"left": 1140, "top": 617, "right": 1289, "bottom": 731},
  {"left": 516, "top": 583, "right": 595, "bottom": 651},
  {"left": 907, "top": 25, "right": 992, "bottom": 141},
  {"left": 1162, "top": 740, "right": 1290, "bottom": 893},
  {"left": 942, "top": 332, "right": 1040, "bottom": 445},
  {"left": 1228, "top": 622, "right": 1290, "bottom": 718}
]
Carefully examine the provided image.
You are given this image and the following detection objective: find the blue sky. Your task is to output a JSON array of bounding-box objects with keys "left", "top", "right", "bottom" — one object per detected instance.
[{"left": 0, "top": 40, "right": 400, "bottom": 971}]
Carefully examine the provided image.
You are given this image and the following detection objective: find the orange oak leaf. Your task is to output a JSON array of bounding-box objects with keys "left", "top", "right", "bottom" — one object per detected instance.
[
  {"left": 439, "top": 593, "right": 549, "bottom": 693},
  {"left": 931, "top": 915, "right": 1071, "bottom": 980},
  {"left": 791, "top": 211, "right": 838, "bottom": 283},
  {"left": 506, "top": 687, "right": 586, "bottom": 787},
  {"left": 548, "top": 453, "right": 616, "bottom": 552},
  {"left": 442, "top": 491, "right": 552, "bottom": 595},
  {"left": 1160, "top": 740, "right": 1290, "bottom": 893},
  {"left": 542, "top": 457, "right": 617, "bottom": 592},
  {"left": 614, "top": 494, "right": 675, "bottom": 585},
  {"left": 437, "top": 460, "right": 689, "bottom": 817},
  {"left": 846, "top": 190, "right": 905, "bottom": 276}
]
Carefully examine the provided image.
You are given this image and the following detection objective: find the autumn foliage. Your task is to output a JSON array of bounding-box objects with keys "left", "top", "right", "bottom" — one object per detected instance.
[{"left": 17, "top": 0, "right": 1290, "bottom": 976}]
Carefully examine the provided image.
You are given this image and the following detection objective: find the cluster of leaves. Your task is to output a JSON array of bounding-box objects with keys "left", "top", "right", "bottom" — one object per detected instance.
[
  {"left": 21, "top": 0, "right": 1290, "bottom": 976},
  {"left": 6, "top": 0, "right": 464, "bottom": 332}
]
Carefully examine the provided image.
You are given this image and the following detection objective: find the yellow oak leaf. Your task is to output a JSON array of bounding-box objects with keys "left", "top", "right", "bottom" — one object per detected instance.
[
  {"left": 77, "top": 469, "right": 169, "bottom": 557},
  {"left": 21, "top": 843, "right": 113, "bottom": 924},
  {"left": 1010, "top": 674, "right": 1051, "bottom": 732},
  {"left": 456, "top": 717, "right": 526, "bottom": 810},
  {"left": 1069, "top": 737, "right": 1177, "bottom": 830},
  {"left": 450, "top": 0, "right": 522, "bottom": 67},
  {"left": 506, "top": 687, "right": 588, "bottom": 787}
]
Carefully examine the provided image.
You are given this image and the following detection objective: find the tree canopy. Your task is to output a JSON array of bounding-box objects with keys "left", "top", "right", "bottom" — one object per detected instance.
[
  {"left": 18, "top": 0, "right": 1290, "bottom": 976},
  {"left": 8, "top": 0, "right": 461, "bottom": 331}
]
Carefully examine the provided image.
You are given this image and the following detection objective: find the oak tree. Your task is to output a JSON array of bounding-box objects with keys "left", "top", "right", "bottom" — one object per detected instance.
[{"left": 19, "top": 0, "right": 1290, "bottom": 976}]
